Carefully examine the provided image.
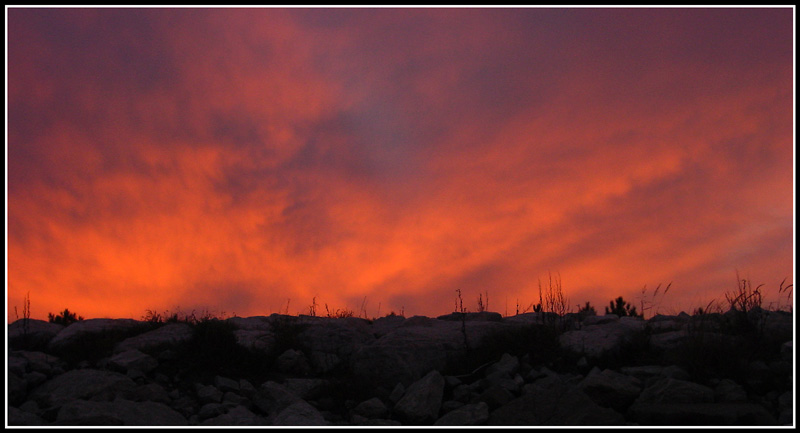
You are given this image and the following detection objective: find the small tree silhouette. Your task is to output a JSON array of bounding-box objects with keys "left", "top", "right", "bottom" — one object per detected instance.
[
  {"left": 577, "top": 301, "right": 597, "bottom": 318},
  {"left": 605, "top": 296, "right": 642, "bottom": 318},
  {"left": 48, "top": 308, "right": 84, "bottom": 326}
]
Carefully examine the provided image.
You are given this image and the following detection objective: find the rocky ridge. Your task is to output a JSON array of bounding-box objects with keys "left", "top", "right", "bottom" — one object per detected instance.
[{"left": 7, "top": 309, "right": 794, "bottom": 426}]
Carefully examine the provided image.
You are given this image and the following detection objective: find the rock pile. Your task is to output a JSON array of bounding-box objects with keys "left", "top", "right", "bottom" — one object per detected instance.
[{"left": 7, "top": 309, "right": 794, "bottom": 426}]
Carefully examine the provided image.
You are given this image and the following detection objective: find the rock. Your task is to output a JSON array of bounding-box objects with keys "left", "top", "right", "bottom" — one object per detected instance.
[
  {"left": 233, "top": 329, "right": 275, "bottom": 353},
  {"left": 275, "top": 349, "right": 311, "bottom": 375},
  {"left": 434, "top": 401, "right": 489, "bottom": 426},
  {"left": 627, "top": 402, "right": 778, "bottom": 426},
  {"left": 351, "top": 329, "right": 449, "bottom": 389},
  {"left": 114, "top": 323, "right": 193, "bottom": 354},
  {"left": 55, "top": 399, "right": 188, "bottom": 425},
  {"left": 441, "top": 399, "right": 465, "bottom": 413},
  {"left": 634, "top": 378, "right": 714, "bottom": 405},
  {"left": 485, "top": 353, "right": 519, "bottom": 377},
  {"left": 7, "top": 406, "right": 47, "bottom": 426},
  {"left": 13, "top": 350, "right": 61, "bottom": 375},
  {"left": 108, "top": 349, "right": 158, "bottom": 374},
  {"left": 8, "top": 372, "right": 27, "bottom": 406},
  {"left": 222, "top": 392, "right": 248, "bottom": 407},
  {"left": 578, "top": 368, "right": 642, "bottom": 412},
  {"left": 478, "top": 384, "right": 515, "bottom": 410},
  {"left": 271, "top": 400, "right": 328, "bottom": 426},
  {"left": 130, "top": 383, "right": 170, "bottom": 404},
  {"left": 714, "top": 379, "right": 748, "bottom": 403},
  {"left": 370, "top": 314, "right": 406, "bottom": 337},
  {"left": 198, "top": 403, "right": 227, "bottom": 420},
  {"left": 214, "top": 376, "right": 240, "bottom": 393},
  {"left": 227, "top": 316, "right": 271, "bottom": 330},
  {"left": 297, "top": 321, "right": 375, "bottom": 373},
  {"left": 30, "top": 369, "right": 137, "bottom": 409},
  {"left": 648, "top": 331, "right": 688, "bottom": 351},
  {"left": 283, "top": 378, "right": 327, "bottom": 400},
  {"left": 9, "top": 319, "right": 64, "bottom": 349},
  {"left": 583, "top": 314, "right": 619, "bottom": 326},
  {"left": 436, "top": 311, "right": 503, "bottom": 322},
  {"left": 393, "top": 370, "right": 446, "bottom": 424},
  {"left": 488, "top": 382, "right": 625, "bottom": 425},
  {"left": 388, "top": 382, "right": 405, "bottom": 404},
  {"left": 48, "top": 319, "right": 142, "bottom": 352},
  {"left": 200, "top": 405, "right": 268, "bottom": 426},
  {"left": 253, "top": 381, "right": 300, "bottom": 415},
  {"left": 559, "top": 318, "right": 645, "bottom": 359},
  {"left": 195, "top": 383, "right": 223, "bottom": 404},
  {"left": 352, "top": 397, "right": 388, "bottom": 419}
]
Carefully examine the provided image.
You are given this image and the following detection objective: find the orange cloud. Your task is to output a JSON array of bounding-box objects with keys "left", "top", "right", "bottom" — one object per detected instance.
[{"left": 7, "top": 8, "right": 794, "bottom": 322}]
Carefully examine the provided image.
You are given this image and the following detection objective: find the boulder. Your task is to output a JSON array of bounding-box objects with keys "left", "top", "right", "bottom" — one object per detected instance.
[
  {"left": 270, "top": 400, "right": 328, "bottom": 426},
  {"left": 634, "top": 378, "right": 714, "bottom": 405},
  {"left": 296, "top": 322, "right": 374, "bottom": 373},
  {"left": 352, "top": 397, "right": 388, "bottom": 419},
  {"left": 29, "top": 369, "right": 137, "bottom": 409},
  {"left": 195, "top": 383, "right": 223, "bottom": 404},
  {"left": 227, "top": 316, "right": 271, "bottom": 330},
  {"left": 201, "top": 405, "right": 267, "bottom": 426},
  {"left": 485, "top": 353, "right": 519, "bottom": 377},
  {"left": 55, "top": 399, "right": 188, "bottom": 425},
  {"left": 436, "top": 311, "right": 503, "bottom": 322},
  {"left": 233, "top": 329, "right": 275, "bottom": 353},
  {"left": 283, "top": 378, "right": 327, "bottom": 400},
  {"left": 434, "top": 402, "right": 489, "bottom": 426},
  {"left": 48, "top": 319, "right": 142, "bottom": 352},
  {"left": 488, "top": 382, "right": 625, "bottom": 425},
  {"left": 7, "top": 406, "right": 47, "bottom": 426},
  {"left": 275, "top": 349, "right": 311, "bottom": 375},
  {"left": 253, "top": 381, "right": 300, "bottom": 416},
  {"left": 559, "top": 319, "right": 645, "bottom": 359},
  {"left": 714, "top": 379, "right": 748, "bottom": 403},
  {"left": 8, "top": 372, "right": 27, "bottom": 406},
  {"left": 108, "top": 349, "right": 158, "bottom": 374},
  {"left": 578, "top": 368, "right": 642, "bottom": 412},
  {"left": 393, "top": 370, "right": 446, "bottom": 424},
  {"left": 627, "top": 402, "right": 778, "bottom": 426},
  {"left": 9, "top": 319, "right": 64, "bottom": 349},
  {"left": 114, "top": 323, "right": 193, "bottom": 354}
]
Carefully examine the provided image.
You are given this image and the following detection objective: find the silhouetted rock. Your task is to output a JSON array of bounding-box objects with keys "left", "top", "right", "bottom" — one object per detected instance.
[
  {"left": 271, "top": 400, "right": 327, "bottom": 426},
  {"left": 49, "top": 319, "right": 141, "bottom": 352},
  {"left": 578, "top": 367, "right": 642, "bottom": 412},
  {"left": 394, "top": 370, "right": 445, "bottom": 424},
  {"left": 9, "top": 319, "right": 64, "bottom": 349},
  {"left": 201, "top": 405, "right": 267, "bottom": 426},
  {"left": 7, "top": 406, "right": 47, "bottom": 426},
  {"left": 55, "top": 399, "right": 188, "bottom": 425},
  {"left": 30, "top": 369, "right": 137, "bottom": 409},
  {"left": 114, "top": 323, "right": 193, "bottom": 354},
  {"left": 634, "top": 378, "right": 714, "bottom": 405},
  {"left": 353, "top": 397, "right": 388, "bottom": 419},
  {"left": 109, "top": 349, "right": 158, "bottom": 374},
  {"left": 488, "top": 382, "right": 625, "bottom": 425},
  {"left": 559, "top": 317, "right": 645, "bottom": 359},
  {"left": 434, "top": 402, "right": 489, "bottom": 425},
  {"left": 627, "top": 403, "right": 778, "bottom": 426}
]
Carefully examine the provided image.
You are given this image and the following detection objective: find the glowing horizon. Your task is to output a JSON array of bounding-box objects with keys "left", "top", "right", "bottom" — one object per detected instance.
[{"left": 6, "top": 7, "right": 795, "bottom": 322}]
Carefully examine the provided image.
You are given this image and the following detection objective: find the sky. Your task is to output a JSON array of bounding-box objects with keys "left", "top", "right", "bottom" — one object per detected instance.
[{"left": 6, "top": 7, "right": 795, "bottom": 322}]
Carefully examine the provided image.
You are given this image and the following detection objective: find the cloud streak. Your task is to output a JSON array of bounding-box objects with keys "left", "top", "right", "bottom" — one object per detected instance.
[{"left": 7, "top": 7, "right": 794, "bottom": 321}]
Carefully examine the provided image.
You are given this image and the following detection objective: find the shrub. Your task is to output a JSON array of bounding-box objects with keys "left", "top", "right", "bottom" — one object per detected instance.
[
  {"left": 605, "top": 296, "right": 642, "bottom": 318},
  {"left": 48, "top": 308, "right": 84, "bottom": 326}
]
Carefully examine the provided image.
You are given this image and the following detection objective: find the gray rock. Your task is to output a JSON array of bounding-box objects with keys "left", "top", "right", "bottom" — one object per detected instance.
[
  {"left": 271, "top": 400, "right": 328, "bottom": 426},
  {"left": 222, "top": 391, "right": 248, "bottom": 407},
  {"left": 195, "top": 383, "right": 223, "bottom": 404},
  {"left": 227, "top": 316, "right": 271, "bottom": 330},
  {"left": 388, "top": 382, "right": 405, "bottom": 404},
  {"left": 649, "top": 331, "right": 688, "bottom": 351},
  {"left": 485, "top": 353, "right": 519, "bottom": 377},
  {"left": 297, "top": 321, "right": 375, "bottom": 373},
  {"left": 353, "top": 397, "right": 388, "bottom": 419},
  {"left": 283, "top": 378, "right": 327, "bottom": 400},
  {"left": 394, "top": 369, "right": 445, "bottom": 424},
  {"left": 635, "top": 378, "right": 714, "bottom": 405},
  {"left": 253, "top": 381, "right": 300, "bottom": 415},
  {"left": 55, "top": 399, "right": 188, "bottom": 425},
  {"left": 559, "top": 319, "right": 645, "bottom": 359},
  {"left": 9, "top": 319, "right": 64, "bottom": 348},
  {"left": 30, "top": 369, "right": 137, "bottom": 409},
  {"left": 478, "top": 384, "right": 515, "bottom": 410},
  {"left": 583, "top": 314, "right": 620, "bottom": 326},
  {"left": 275, "top": 349, "right": 311, "bottom": 375},
  {"left": 7, "top": 406, "right": 47, "bottom": 426},
  {"left": 198, "top": 403, "right": 227, "bottom": 420},
  {"left": 48, "top": 319, "right": 141, "bottom": 352},
  {"left": 434, "top": 401, "right": 489, "bottom": 426},
  {"left": 114, "top": 323, "right": 193, "bottom": 354},
  {"left": 578, "top": 368, "right": 642, "bottom": 411},
  {"left": 488, "top": 382, "right": 625, "bottom": 425},
  {"left": 440, "top": 399, "right": 465, "bottom": 413},
  {"left": 714, "top": 379, "right": 748, "bottom": 403},
  {"left": 130, "top": 382, "right": 171, "bottom": 404},
  {"left": 200, "top": 405, "right": 268, "bottom": 426},
  {"left": 109, "top": 349, "right": 158, "bottom": 374},
  {"left": 13, "top": 350, "right": 61, "bottom": 375},
  {"left": 214, "top": 375, "right": 240, "bottom": 393},
  {"left": 627, "top": 402, "right": 778, "bottom": 426},
  {"left": 8, "top": 372, "right": 27, "bottom": 406},
  {"left": 233, "top": 329, "right": 275, "bottom": 353}
]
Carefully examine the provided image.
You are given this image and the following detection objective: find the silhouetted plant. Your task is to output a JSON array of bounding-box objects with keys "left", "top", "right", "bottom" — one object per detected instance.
[
  {"left": 725, "top": 271, "right": 763, "bottom": 313},
  {"left": 638, "top": 282, "right": 672, "bottom": 319},
  {"left": 48, "top": 308, "right": 84, "bottom": 326},
  {"left": 605, "top": 296, "right": 642, "bottom": 318},
  {"left": 577, "top": 301, "right": 597, "bottom": 318},
  {"left": 325, "top": 304, "right": 354, "bottom": 318}
]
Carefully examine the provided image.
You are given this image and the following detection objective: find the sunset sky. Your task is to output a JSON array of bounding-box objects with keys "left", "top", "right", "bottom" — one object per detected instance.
[{"left": 6, "top": 7, "right": 795, "bottom": 322}]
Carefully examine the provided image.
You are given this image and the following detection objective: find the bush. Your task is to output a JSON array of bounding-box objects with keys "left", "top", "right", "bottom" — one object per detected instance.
[
  {"left": 48, "top": 308, "right": 84, "bottom": 326},
  {"left": 605, "top": 296, "right": 642, "bottom": 318}
]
